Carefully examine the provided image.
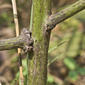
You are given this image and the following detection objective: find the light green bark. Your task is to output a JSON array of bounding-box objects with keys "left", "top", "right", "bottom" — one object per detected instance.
[{"left": 27, "top": 0, "right": 51, "bottom": 85}]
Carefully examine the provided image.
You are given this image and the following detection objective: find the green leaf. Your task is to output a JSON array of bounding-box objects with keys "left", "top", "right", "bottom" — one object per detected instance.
[
  {"left": 68, "top": 71, "right": 78, "bottom": 81},
  {"left": 47, "top": 74, "right": 54, "bottom": 83},
  {"left": 77, "top": 67, "right": 85, "bottom": 75},
  {"left": 64, "top": 57, "right": 77, "bottom": 70}
]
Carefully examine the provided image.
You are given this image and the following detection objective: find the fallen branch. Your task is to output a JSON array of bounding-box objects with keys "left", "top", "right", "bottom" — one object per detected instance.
[
  {"left": 46, "top": 0, "right": 85, "bottom": 30},
  {"left": 0, "top": 28, "right": 33, "bottom": 51}
]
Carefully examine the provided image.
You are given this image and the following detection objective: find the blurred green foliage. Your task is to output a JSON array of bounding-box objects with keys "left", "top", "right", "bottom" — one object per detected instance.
[
  {"left": 11, "top": 58, "right": 27, "bottom": 85},
  {"left": 47, "top": 74, "right": 54, "bottom": 83},
  {"left": 0, "top": 13, "right": 14, "bottom": 27},
  {"left": 64, "top": 57, "right": 78, "bottom": 70},
  {"left": 48, "top": 10, "right": 85, "bottom": 84}
]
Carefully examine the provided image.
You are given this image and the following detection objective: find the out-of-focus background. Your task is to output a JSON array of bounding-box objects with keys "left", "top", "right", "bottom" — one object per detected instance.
[{"left": 0, "top": 0, "right": 85, "bottom": 85}]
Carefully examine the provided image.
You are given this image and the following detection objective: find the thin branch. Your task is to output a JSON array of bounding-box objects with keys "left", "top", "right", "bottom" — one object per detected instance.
[
  {"left": 11, "top": 0, "right": 24, "bottom": 83},
  {"left": 46, "top": 0, "right": 85, "bottom": 30},
  {"left": 11, "top": 0, "right": 20, "bottom": 36},
  {"left": 0, "top": 35, "right": 24, "bottom": 50},
  {"left": 0, "top": 29, "right": 33, "bottom": 51}
]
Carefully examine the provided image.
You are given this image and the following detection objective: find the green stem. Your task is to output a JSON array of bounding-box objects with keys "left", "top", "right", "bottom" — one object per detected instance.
[{"left": 27, "top": 0, "right": 51, "bottom": 85}]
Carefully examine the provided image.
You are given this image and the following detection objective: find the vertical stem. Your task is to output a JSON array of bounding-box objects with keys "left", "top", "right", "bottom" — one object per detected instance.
[
  {"left": 11, "top": 0, "right": 19, "bottom": 36},
  {"left": 11, "top": 0, "right": 24, "bottom": 85},
  {"left": 27, "top": 0, "right": 51, "bottom": 85}
]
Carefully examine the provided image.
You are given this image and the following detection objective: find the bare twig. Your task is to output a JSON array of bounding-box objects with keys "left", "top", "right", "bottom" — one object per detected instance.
[
  {"left": 0, "top": 29, "right": 33, "bottom": 52},
  {"left": 46, "top": 0, "right": 85, "bottom": 30},
  {"left": 11, "top": 0, "right": 24, "bottom": 84}
]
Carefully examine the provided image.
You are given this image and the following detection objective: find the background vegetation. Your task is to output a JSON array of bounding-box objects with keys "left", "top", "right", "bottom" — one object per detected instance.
[{"left": 0, "top": 0, "right": 85, "bottom": 85}]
